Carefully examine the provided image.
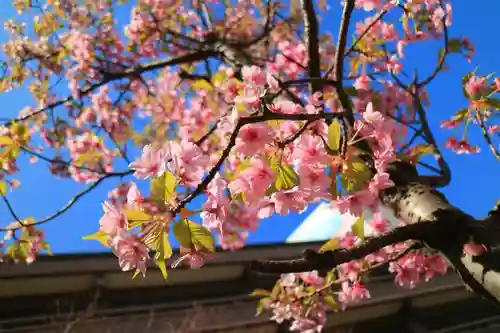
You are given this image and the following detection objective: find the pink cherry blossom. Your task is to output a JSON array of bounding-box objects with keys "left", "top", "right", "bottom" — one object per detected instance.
[
  {"left": 111, "top": 229, "right": 149, "bottom": 276},
  {"left": 337, "top": 281, "right": 371, "bottom": 308},
  {"left": 272, "top": 188, "right": 308, "bottom": 215},
  {"left": 292, "top": 135, "right": 330, "bottom": 167},
  {"left": 235, "top": 123, "right": 274, "bottom": 156},
  {"left": 229, "top": 158, "right": 275, "bottom": 201},
  {"left": 129, "top": 144, "right": 166, "bottom": 179},
  {"left": 166, "top": 141, "right": 209, "bottom": 186},
  {"left": 465, "top": 75, "right": 488, "bottom": 99},
  {"left": 171, "top": 249, "right": 209, "bottom": 269},
  {"left": 100, "top": 201, "right": 128, "bottom": 235},
  {"left": 333, "top": 190, "right": 375, "bottom": 217},
  {"left": 368, "top": 172, "right": 395, "bottom": 195}
]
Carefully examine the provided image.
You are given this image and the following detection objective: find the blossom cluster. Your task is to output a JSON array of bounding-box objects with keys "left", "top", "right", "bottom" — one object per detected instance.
[{"left": 1, "top": 0, "right": 496, "bottom": 332}]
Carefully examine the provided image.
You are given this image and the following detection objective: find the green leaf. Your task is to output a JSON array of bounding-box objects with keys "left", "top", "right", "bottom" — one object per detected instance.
[
  {"left": 124, "top": 209, "right": 152, "bottom": 222},
  {"left": 270, "top": 282, "right": 281, "bottom": 300},
  {"left": 324, "top": 295, "right": 340, "bottom": 312},
  {"left": 250, "top": 289, "right": 271, "bottom": 297},
  {"left": 132, "top": 269, "right": 142, "bottom": 280},
  {"left": 327, "top": 119, "right": 341, "bottom": 151},
  {"left": 450, "top": 108, "right": 469, "bottom": 122},
  {"left": 0, "top": 136, "right": 14, "bottom": 146},
  {"left": 447, "top": 38, "right": 463, "bottom": 53},
  {"left": 0, "top": 181, "right": 7, "bottom": 195},
  {"left": 319, "top": 238, "right": 340, "bottom": 253},
  {"left": 42, "top": 241, "right": 53, "bottom": 255},
  {"left": 256, "top": 298, "right": 268, "bottom": 316},
  {"left": 192, "top": 79, "right": 214, "bottom": 92},
  {"left": 326, "top": 269, "right": 337, "bottom": 284},
  {"left": 351, "top": 215, "right": 365, "bottom": 240},
  {"left": 486, "top": 97, "right": 500, "bottom": 110},
  {"left": 275, "top": 163, "right": 299, "bottom": 191},
  {"left": 409, "top": 144, "right": 435, "bottom": 161},
  {"left": 154, "top": 257, "right": 168, "bottom": 280},
  {"left": 154, "top": 230, "right": 173, "bottom": 260},
  {"left": 341, "top": 157, "right": 373, "bottom": 193},
  {"left": 173, "top": 219, "right": 216, "bottom": 252},
  {"left": 82, "top": 230, "right": 110, "bottom": 247},
  {"left": 164, "top": 170, "right": 177, "bottom": 201},
  {"left": 150, "top": 171, "right": 177, "bottom": 203}
]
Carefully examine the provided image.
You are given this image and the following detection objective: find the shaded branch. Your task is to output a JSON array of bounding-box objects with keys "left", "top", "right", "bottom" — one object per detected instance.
[
  {"left": 331, "top": 0, "right": 357, "bottom": 136},
  {"left": 300, "top": 0, "right": 321, "bottom": 94},
  {"left": 250, "top": 222, "right": 428, "bottom": 273}
]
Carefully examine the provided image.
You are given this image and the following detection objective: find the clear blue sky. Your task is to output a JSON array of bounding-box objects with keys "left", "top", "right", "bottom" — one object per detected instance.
[{"left": 0, "top": 1, "right": 498, "bottom": 254}]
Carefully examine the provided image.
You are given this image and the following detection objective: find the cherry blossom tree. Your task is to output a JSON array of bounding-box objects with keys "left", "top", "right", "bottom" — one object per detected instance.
[{"left": 1, "top": 0, "right": 499, "bottom": 332}]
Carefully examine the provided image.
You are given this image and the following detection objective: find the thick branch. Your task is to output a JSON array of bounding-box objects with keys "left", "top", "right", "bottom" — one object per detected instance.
[
  {"left": 250, "top": 222, "right": 428, "bottom": 273},
  {"left": 300, "top": 0, "right": 321, "bottom": 94},
  {"left": 331, "top": 0, "right": 355, "bottom": 121}
]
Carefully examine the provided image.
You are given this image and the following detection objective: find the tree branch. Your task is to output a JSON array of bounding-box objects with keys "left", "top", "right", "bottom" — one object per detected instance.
[
  {"left": 250, "top": 222, "right": 427, "bottom": 273},
  {"left": 300, "top": 0, "right": 321, "bottom": 94},
  {"left": 411, "top": 86, "right": 451, "bottom": 187},
  {"left": 416, "top": 1, "right": 450, "bottom": 88},
  {"left": 476, "top": 110, "right": 500, "bottom": 161},
  {"left": 4, "top": 50, "right": 219, "bottom": 127},
  {"left": 173, "top": 110, "right": 346, "bottom": 215},
  {"left": 0, "top": 169, "right": 133, "bottom": 231}
]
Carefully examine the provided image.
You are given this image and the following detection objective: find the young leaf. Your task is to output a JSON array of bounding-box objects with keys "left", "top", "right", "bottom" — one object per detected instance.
[
  {"left": 154, "top": 230, "right": 173, "bottom": 260},
  {"left": 124, "top": 209, "right": 152, "bottom": 223},
  {"left": 82, "top": 230, "right": 110, "bottom": 247},
  {"left": 132, "top": 269, "right": 142, "bottom": 280},
  {"left": 154, "top": 257, "right": 168, "bottom": 280},
  {"left": 409, "top": 144, "right": 434, "bottom": 162},
  {"left": 0, "top": 181, "right": 7, "bottom": 195},
  {"left": 164, "top": 170, "right": 177, "bottom": 201},
  {"left": 275, "top": 163, "right": 299, "bottom": 190},
  {"left": 341, "top": 157, "right": 373, "bottom": 192},
  {"left": 42, "top": 241, "right": 53, "bottom": 255},
  {"left": 173, "top": 219, "right": 216, "bottom": 252},
  {"left": 319, "top": 238, "right": 340, "bottom": 253},
  {"left": 324, "top": 295, "right": 340, "bottom": 312},
  {"left": 327, "top": 119, "right": 341, "bottom": 151},
  {"left": 250, "top": 289, "right": 271, "bottom": 297},
  {"left": 486, "top": 97, "right": 500, "bottom": 110},
  {"left": 351, "top": 215, "right": 365, "bottom": 240},
  {"left": 151, "top": 170, "right": 177, "bottom": 203},
  {"left": 192, "top": 79, "right": 214, "bottom": 92},
  {"left": 256, "top": 298, "right": 268, "bottom": 316}
]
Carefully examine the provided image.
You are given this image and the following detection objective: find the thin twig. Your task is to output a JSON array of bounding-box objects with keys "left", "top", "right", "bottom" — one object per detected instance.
[
  {"left": 476, "top": 110, "right": 500, "bottom": 160},
  {"left": 0, "top": 169, "right": 133, "bottom": 231},
  {"left": 411, "top": 85, "right": 451, "bottom": 187}
]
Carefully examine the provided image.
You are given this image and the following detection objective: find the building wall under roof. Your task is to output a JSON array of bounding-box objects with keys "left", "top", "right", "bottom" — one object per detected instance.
[{"left": 1, "top": 243, "right": 500, "bottom": 333}]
